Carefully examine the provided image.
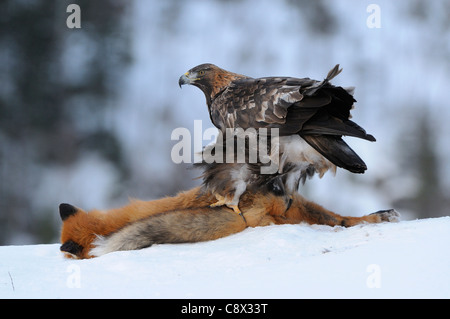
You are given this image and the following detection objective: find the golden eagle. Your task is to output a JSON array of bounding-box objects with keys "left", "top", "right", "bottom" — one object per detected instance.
[{"left": 179, "top": 64, "right": 375, "bottom": 215}]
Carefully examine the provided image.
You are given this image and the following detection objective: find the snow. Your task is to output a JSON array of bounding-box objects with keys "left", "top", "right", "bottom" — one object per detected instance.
[{"left": 1, "top": 217, "right": 449, "bottom": 299}]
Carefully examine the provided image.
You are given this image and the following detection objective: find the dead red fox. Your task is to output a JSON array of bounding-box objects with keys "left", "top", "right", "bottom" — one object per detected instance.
[{"left": 59, "top": 187, "right": 399, "bottom": 259}]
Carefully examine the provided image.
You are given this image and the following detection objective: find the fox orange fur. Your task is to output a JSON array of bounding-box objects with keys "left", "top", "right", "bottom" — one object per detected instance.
[{"left": 59, "top": 187, "right": 399, "bottom": 259}]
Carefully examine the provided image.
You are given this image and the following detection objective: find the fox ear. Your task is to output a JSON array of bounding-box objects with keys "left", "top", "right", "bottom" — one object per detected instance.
[
  {"left": 60, "top": 240, "right": 84, "bottom": 256},
  {"left": 59, "top": 203, "right": 78, "bottom": 221}
]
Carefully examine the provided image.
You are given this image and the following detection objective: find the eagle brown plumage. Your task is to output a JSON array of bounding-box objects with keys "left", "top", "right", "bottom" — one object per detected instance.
[{"left": 179, "top": 64, "right": 375, "bottom": 216}]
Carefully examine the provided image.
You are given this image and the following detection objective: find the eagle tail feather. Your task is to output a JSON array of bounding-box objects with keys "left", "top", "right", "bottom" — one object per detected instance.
[
  {"left": 325, "top": 64, "right": 342, "bottom": 81},
  {"left": 302, "top": 117, "right": 376, "bottom": 142},
  {"left": 301, "top": 135, "right": 367, "bottom": 174},
  {"left": 303, "top": 65, "right": 343, "bottom": 97}
]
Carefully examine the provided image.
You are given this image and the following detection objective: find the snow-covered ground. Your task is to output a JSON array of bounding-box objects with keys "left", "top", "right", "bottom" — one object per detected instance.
[{"left": 1, "top": 216, "right": 449, "bottom": 299}]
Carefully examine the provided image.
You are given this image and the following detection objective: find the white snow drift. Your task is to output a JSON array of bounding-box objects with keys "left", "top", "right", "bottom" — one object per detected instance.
[{"left": 1, "top": 217, "right": 449, "bottom": 299}]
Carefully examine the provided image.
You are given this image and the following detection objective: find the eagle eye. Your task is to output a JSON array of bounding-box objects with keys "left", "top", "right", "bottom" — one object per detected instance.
[{"left": 199, "top": 70, "right": 205, "bottom": 76}]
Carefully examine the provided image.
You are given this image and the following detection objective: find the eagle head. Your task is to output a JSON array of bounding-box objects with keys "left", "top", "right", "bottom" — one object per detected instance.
[
  {"left": 179, "top": 63, "right": 215, "bottom": 87},
  {"left": 179, "top": 63, "right": 247, "bottom": 106}
]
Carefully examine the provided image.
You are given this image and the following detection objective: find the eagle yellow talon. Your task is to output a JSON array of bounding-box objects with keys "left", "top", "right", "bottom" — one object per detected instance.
[
  {"left": 227, "top": 204, "right": 242, "bottom": 215},
  {"left": 210, "top": 201, "right": 225, "bottom": 208},
  {"left": 209, "top": 194, "right": 245, "bottom": 221},
  {"left": 210, "top": 199, "right": 242, "bottom": 215},
  {"left": 228, "top": 205, "right": 246, "bottom": 223},
  {"left": 210, "top": 194, "right": 227, "bottom": 208}
]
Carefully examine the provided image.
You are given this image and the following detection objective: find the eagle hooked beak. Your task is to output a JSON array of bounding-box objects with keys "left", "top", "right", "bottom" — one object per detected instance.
[{"left": 178, "top": 71, "right": 196, "bottom": 88}]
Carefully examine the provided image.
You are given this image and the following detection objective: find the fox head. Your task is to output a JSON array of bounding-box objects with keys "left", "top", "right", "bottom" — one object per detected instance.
[{"left": 59, "top": 203, "right": 94, "bottom": 259}]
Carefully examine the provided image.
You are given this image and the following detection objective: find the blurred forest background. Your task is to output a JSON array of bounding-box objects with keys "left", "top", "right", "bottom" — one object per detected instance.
[{"left": 0, "top": 0, "right": 449, "bottom": 245}]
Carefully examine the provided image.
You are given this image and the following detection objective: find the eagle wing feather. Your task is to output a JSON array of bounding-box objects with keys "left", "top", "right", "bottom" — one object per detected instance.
[{"left": 211, "top": 77, "right": 312, "bottom": 130}]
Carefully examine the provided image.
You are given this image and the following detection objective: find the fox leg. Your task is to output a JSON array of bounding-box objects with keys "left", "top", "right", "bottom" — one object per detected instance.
[
  {"left": 351, "top": 209, "right": 401, "bottom": 226},
  {"left": 276, "top": 193, "right": 400, "bottom": 227},
  {"left": 300, "top": 201, "right": 400, "bottom": 227}
]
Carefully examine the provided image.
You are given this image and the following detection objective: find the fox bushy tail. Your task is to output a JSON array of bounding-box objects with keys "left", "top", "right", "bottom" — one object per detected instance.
[{"left": 90, "top": 207, "right": 246, "bottom": 257}]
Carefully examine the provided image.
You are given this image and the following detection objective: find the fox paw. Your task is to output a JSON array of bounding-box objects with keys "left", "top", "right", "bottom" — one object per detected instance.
[{"left": 369, "top": 209, "right": 401, "bottom": 223}]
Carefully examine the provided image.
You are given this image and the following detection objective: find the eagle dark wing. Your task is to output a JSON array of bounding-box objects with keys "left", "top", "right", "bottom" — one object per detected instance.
[{"left": 211, "top": 66, "right": 374, "bottom": 140}]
